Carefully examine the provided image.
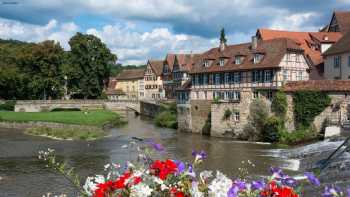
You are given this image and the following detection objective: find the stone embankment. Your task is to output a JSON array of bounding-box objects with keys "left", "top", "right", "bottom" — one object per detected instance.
[{"left": 0, "top": 121, "right": 101, "bottom": 131}]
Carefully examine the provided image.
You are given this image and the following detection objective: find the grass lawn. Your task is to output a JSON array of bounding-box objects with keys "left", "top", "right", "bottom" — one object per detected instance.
[
  {"left": 25, "top": 126, "right": 106, "bottom": 140},
  {"left": 0, "top": 110, "right": 122, "bottom": 127}
]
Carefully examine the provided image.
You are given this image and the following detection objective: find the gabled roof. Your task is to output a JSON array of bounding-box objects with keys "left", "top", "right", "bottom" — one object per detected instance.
[
  {"left": 116, "top": 69, "right": 145, "bottom": 80},
  {"left": 323, "top": 31, "right": 350, "bottom": 56},
  {"left": 257, "top": 28, "right": 343, "bottom": 80},
  {"left": 190, "top": 38, "right": 304, "bottom": 74},
  {"left": 331, "top": 11, "right": 350, "bottom": 34},
  {"left": 309, "top": 32, "right": 343, "bottom": 43},
  {"left": 283, "top": 80, "right": 350, "bottom": 92},
  {"left": 165, "top": 53, "right": 201, "bottom": 72},
  {"left": 148, "top": 60, "right": 164, "bottom": 76}
]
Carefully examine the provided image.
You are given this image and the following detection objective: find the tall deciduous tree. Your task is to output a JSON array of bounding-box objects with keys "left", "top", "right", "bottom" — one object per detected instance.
[
  {"left": 20, "top": 40, "right": 64, "bottom": 99},
  {"left": 67, "top": 33, "right": 117, "bottom": 99}
]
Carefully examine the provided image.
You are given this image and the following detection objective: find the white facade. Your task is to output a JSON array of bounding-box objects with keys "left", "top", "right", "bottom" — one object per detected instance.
[{"left": 324, "top": 52, "right": 350, "bottom": 80}]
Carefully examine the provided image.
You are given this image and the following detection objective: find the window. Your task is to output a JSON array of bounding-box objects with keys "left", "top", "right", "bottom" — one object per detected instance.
[
  {"left": 233, "top": 72, "right": 241, "bottom": 83},
  {"left": 204, "top": 91, "right": 207, "bottom": 99},
  {"left": 254, "top": 54, "right": 264, "bottom": 64},
  {"left": 235, "top": 56, "right": 243, "bottom": 65},
  {"left": 203, "top": 74, "right": 208, "bottom": 85},
  {"left": 233, "top": 112, "right": 240, "bottom": 121},
  {"left": 252, "top": 70, "right": 263, "bottom": 82},
  {"left": 219, "top": 58, "right": 225, "bottom": 66},
  {"left": 204, "top": 60, "right": 209, "bottom": 67},
  {"left": 334, "top": 56, "right": 341, "bottom": 68},
  {"left": 215, "top": 74, "right": 221, "bottom": 85},
  {"left": 348, "top": 56, "right": 350, "bottom": 67},
  {"left": 283, "top": 70, "right": 288, "bottom": 81},
  {"left": 296, "top": 71, "right": 303, "bottom": 81},
  {"left": 225, "top": 73, "right": 230, "bottom": 84},
  {"left": 264, "top": 70, "right": 272, "bottom": 82}
]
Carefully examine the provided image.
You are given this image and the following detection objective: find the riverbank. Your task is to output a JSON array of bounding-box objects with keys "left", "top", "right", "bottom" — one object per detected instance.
[
  {"left": 0, "top": 110, "right": 122, "bottom": 127},
  {"left": 0, "top": 110, "right": 127, "bottom": 140}
]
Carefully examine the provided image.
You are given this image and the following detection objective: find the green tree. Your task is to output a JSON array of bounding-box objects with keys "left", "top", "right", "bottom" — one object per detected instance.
[
  {"left": 67, "top": 33, "right": 117, "bottom": 98},
  {"left": 246, "top": 99, "right": 269, "bottom": 140},
  {"left": 20, "top": 40, "right": 64, "bottom": 99},
  {"left": 220, "top": 28, "right": 227, "bottom": 44}
]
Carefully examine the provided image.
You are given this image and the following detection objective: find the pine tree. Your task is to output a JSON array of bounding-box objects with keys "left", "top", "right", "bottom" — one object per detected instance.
[{"left": 220, "top": 28, "right": 227, "bottom": 44}]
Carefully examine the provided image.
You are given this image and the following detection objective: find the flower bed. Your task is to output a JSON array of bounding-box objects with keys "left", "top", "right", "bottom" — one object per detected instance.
[{"left": 38, "top": 141, "right": 349, "bottom": 197}]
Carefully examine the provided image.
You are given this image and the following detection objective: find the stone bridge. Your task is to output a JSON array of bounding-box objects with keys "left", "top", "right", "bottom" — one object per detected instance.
[{"left": 14, "top": 100, "right": 141, "bottom": 113}]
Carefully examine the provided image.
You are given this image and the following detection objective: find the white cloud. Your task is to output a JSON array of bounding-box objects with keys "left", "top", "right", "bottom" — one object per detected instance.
[
  {"left": 0, "top": 18, "right": 78, "bottom": 49},
  {"left": 269, "top": 12, "right": 321, "bottom": 31}
]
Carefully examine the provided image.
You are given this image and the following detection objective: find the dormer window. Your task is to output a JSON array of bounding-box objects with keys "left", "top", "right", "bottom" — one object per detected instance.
[
  {"left": 204, "top": 60, "right": 209, "bottom": 67},
  {"left": 235, "top": 56, "right": 244, "bottom": 65},
  {"left": 219, "top": 58, "right": 225, "bottom": 66},
  {"left": 254, "top": 53, "right": 264, "bottom": 64}
]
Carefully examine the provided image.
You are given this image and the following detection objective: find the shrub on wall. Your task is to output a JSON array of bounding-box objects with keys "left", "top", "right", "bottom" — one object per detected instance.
[
  {"left": 247, "top": 99, "right": 269, "bottom": 140},
  {"left": 293, "top": 91, "right": 331, "bottom": 128},
  {"left": 222, "top": 108, "right": 232, "bottom": 121},
  {"left": 0, "top": 100, "right": 16, "bottom": 111},
  {"left": 271, "top": 91, "right": 288, "bottom": 119},
  {"left": 262, "top": 116, "right": 283, "bottom": 143}
]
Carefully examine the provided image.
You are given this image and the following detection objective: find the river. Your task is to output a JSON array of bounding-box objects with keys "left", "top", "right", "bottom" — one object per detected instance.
[{"left": 0, "top": 112, "right": 300, "bottom": 197}]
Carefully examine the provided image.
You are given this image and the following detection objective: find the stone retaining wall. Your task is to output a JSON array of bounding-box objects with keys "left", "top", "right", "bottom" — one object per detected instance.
[{"left": 0, "top": 121, "right": 101, "bottom": 131}]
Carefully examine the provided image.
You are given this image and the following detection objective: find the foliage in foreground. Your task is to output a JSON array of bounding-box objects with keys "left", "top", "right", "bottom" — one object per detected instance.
[
  {"left": 38, "top": 140, "right": 350, "bottom": 197},
  {"left": 26, "top": 126, "right": 106, "bottom": 140}
]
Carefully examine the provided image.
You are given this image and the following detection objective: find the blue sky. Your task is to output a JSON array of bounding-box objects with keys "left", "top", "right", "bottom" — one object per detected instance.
[{"left": 0, "top": 0, "right": 349, "bottom": 65}]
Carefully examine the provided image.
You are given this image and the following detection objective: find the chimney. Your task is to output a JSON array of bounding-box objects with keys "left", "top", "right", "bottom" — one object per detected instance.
[
  {"left": 251, "top": 36, "right": 258, "bottom": 50},
  {"left": 219, "top": 41, "right": 226, "bottom": 52}
]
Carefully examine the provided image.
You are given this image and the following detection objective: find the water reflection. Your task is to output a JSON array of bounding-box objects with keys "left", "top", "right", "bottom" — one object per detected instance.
[{"left": 0, "top": 111, "right": 294, "bottom": 196}]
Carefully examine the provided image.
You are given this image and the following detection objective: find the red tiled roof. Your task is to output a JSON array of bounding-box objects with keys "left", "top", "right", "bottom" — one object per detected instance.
[
  {"left": 165, "top": 54, "right": 176, "bottom": 71},
  {"left": 116, "top": 69, "right": 145, "bottom": 80},
  {"left": 309, "top": 32, "right": 343, "bottom": 43},
  {"left": 257, "top": 29, "right": 343, "bottom": 80},
  {"left": 323, "top": 30, "right": 350, "bottom": 56},
  {"left": 333, "top": 11, "right": 350, "bottom": 34},
  {"left": 190, "top": 38, "right": 304, "bottom": 74},
  {"left": 283, "top": 80, "right": 350, "bottom": 92},
  {"left": 148, "top": 60, "right": 164, "bottom": 76}
]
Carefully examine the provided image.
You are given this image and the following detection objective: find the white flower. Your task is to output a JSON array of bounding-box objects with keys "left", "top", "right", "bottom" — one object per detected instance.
[
  {"left": 83, "top": 175, "right": 105, "bottom": 196},
  {"left": 208, "top": 171, "right": 232, "bottom": 197},
  {"left": 130, "top": 183, "right": 153, "bottom": 197},
  {"left": 161, "top": 184, "right": 169, "bottom": 191},
  {"left": 200, "top": 170, "right": 213, "bottom": 182},
  {"left": 190, "top": 181, "right": 204, "bottom": 197}
]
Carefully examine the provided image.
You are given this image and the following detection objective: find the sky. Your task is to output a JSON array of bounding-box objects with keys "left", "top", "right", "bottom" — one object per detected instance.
[{"left": 0, "top": 1, "right": 350, "bottom": 65}]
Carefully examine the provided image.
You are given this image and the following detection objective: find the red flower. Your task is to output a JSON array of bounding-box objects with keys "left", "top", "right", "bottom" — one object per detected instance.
[
  {"left": 94, "top": 181, "right": 114, "bottom": 197},
  {"left": 170, "top": 187, "right": 185, "bottom": 197},
  {"left": 260, "top": 181, "right": 299, "bottom": 197},
  {"left": 150, "top": 159, "right": 177, "bottom": 180}
]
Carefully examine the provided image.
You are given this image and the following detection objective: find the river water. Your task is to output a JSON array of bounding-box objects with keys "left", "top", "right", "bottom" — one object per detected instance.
[{"left": 0, "top": 112, "right": 300, "bottom": 197}]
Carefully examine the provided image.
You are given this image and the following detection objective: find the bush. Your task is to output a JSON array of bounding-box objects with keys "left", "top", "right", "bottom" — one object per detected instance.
[
  {"left": 293, "top": 91, "right": 331, "bottom": 128},
  {"left": 222, "top": 108, "right": 232, "bottom": 121},
  {"left": 0, "top": 100, "right": 16, "bottom": 111},
  {"left": 262, "top": 116, "right": 283, "bottom": 143},
  {"left": 247, "top": 99, "right": 269, "bottom": 140},
  {"left": 271, "top": 91, "right": 287, "bottom": 119},
  {"left": 278, "top": 126, "right": 319, "bottom": 145},
  {"left": 154, "top": 111, "right": 177, "bottom": 129}
]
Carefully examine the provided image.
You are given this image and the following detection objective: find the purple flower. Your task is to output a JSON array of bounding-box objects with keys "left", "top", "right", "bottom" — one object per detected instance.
[
  {"left": 282, "top": 177, "right": 298, "bottom": 188},
  {"left": 270, "top": 167, "right": 285, "bottom": 179},
  {"left": 192, "top": 150, "right": 207, "bottom": 160},
  {"left": 304, "top": 172, "right": 320, "bottom": 187},
  {"left": 347, "top": 188, "right": 350, "bottom": 197},
  {"left": 147, "top": 140, "right": 165, "bottom": 152},
  {"left": 233, "top": 180, "right": 247, "bottom": 190},
  {"left": 227, "top": 185, "right": 239, "bottom": 197},
  {"left": 251, "top": 180, "right": 265, "bottom": 190},
  {"left": 175, "top": 160, "right": 186, "bottom": 174},
  {"left": 322, "top": 186, "right": 342, "bottom": 197}
]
